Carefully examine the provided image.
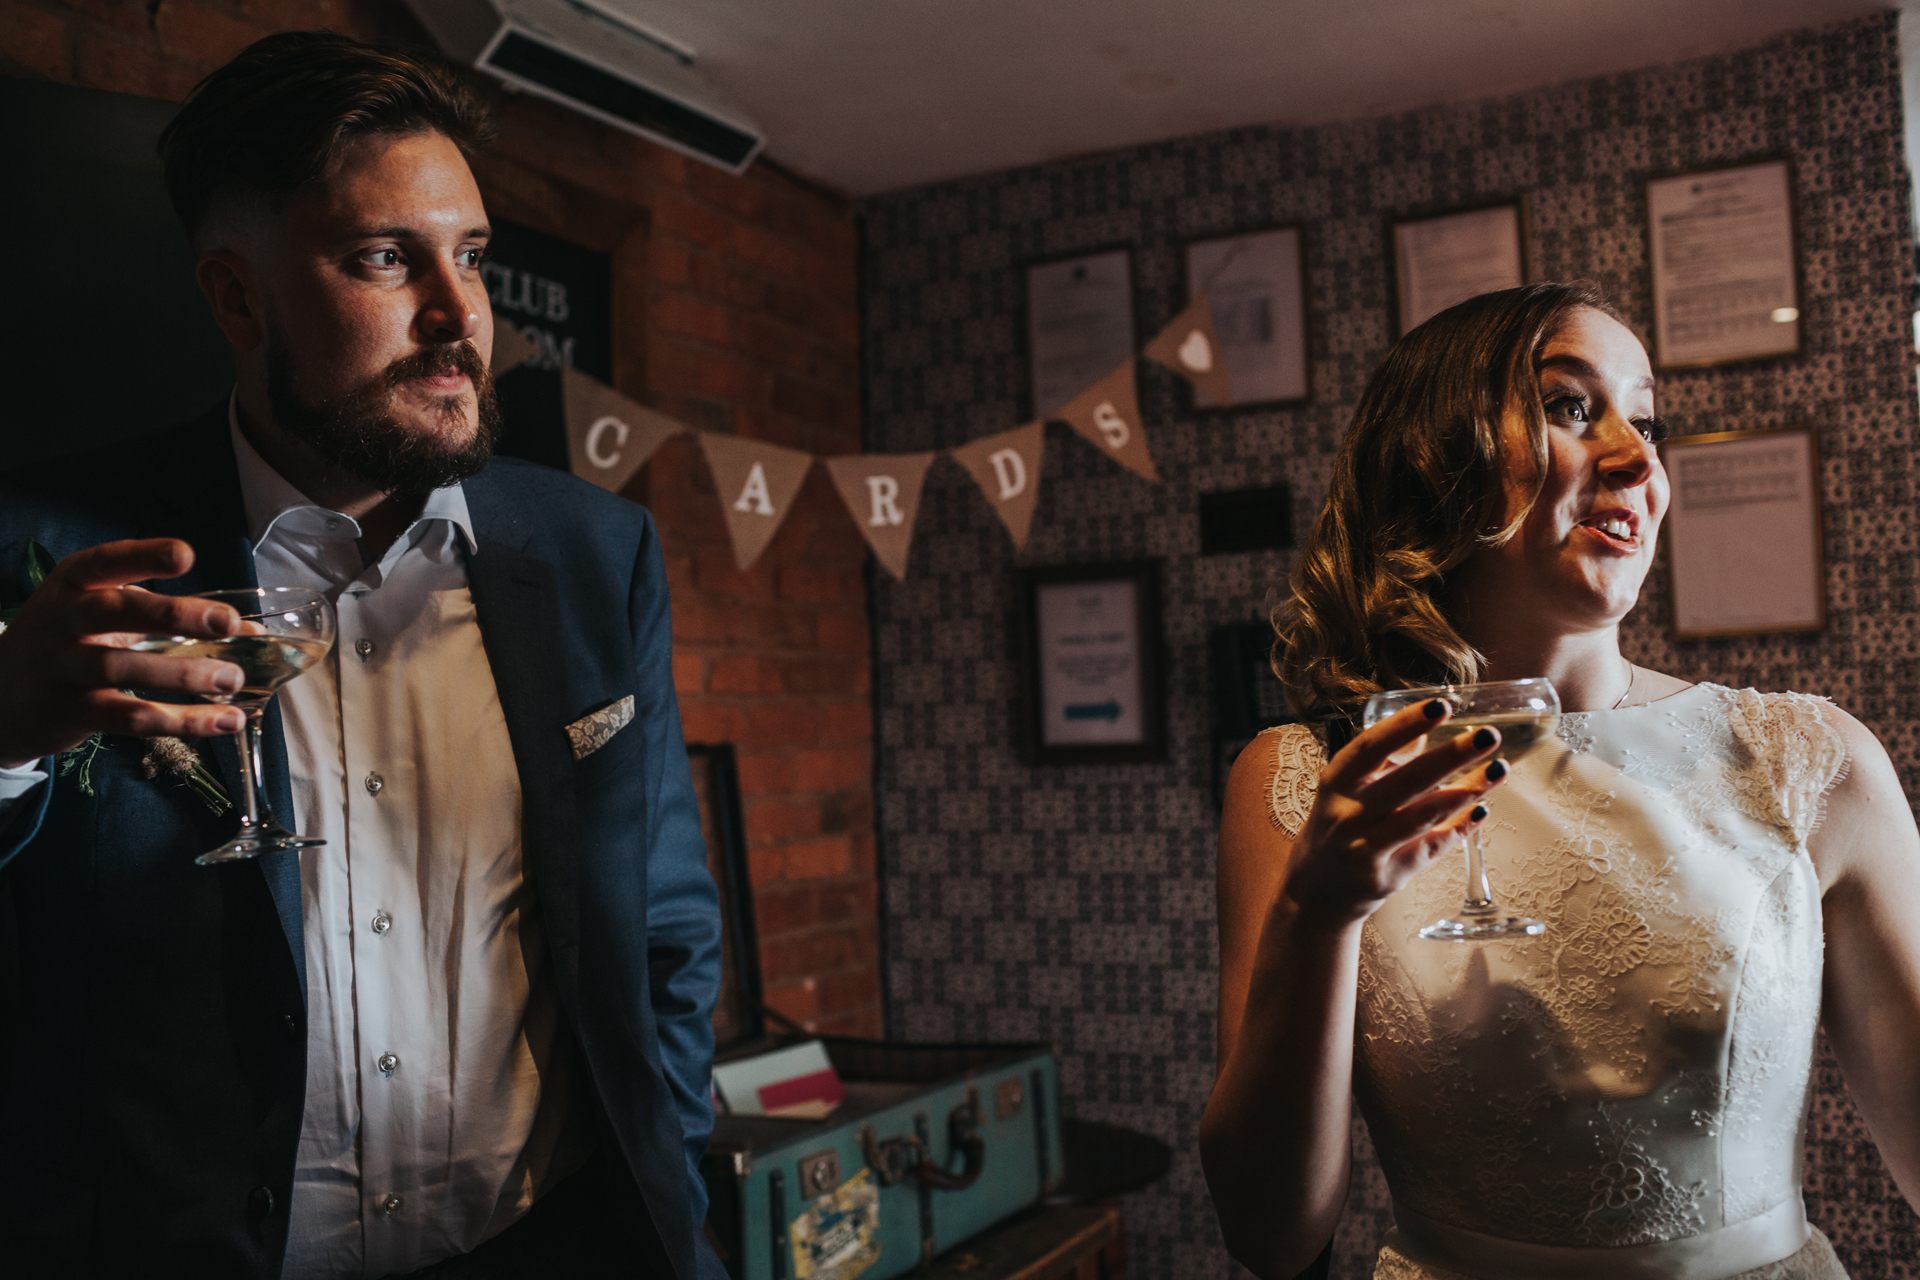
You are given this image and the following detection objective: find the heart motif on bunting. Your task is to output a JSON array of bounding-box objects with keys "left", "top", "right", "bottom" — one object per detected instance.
[{"left": 1142, "top": 291, "right": 1233, "bottom": 406}]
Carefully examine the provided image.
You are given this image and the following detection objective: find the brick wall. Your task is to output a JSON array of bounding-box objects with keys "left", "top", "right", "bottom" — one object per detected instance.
[{"left": 3, "top": 0, "right": 882, "bottom": 1036}]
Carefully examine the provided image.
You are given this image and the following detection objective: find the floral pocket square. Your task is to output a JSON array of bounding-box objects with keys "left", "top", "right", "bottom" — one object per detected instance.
[{"left": 566, "top": 695, "right": 634, "bottom": 761}]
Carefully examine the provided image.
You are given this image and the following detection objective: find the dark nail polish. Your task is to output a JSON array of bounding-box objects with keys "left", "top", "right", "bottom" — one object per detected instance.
[
  {"left": 1472, "top": 727, "right": 1497, "bottom": 750},
  {"left": 1485, "top": 759, "right": 1508, "bottom": 782},
  {"left": 1423, "top": 699, "right": 1448, "bottom": 720},
  {"left": 1470, "top": 804, "right": 1489, "bottom": 823}
]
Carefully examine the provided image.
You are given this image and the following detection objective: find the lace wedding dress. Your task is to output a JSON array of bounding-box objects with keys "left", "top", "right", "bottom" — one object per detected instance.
[{"left": 1263, "top": 684, "right": 1852, "bottom": 1279}]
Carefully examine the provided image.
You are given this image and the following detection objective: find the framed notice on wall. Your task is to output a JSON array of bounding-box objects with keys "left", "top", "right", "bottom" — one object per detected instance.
[
  {"left": 1018, "top": 561, "right": 1167, "bottom": 765},
  {"left": 1183, "top": 227, "right": 1311, "bottom": 408},
  {"left": 1024, "top": 248, "right": 1137, "bottom": 420},
  {"left": 1663, "top": 426, "right": 1825, "bottom": 639},
  {"left": 1391, "top": 200, "right": 1528, "bottom": 335},
  {"left": 1645, "top": 158, "right": 1802, "bottom": 370}
]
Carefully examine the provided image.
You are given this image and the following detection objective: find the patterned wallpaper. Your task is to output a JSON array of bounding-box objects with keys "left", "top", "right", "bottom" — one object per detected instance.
[{"left": 859, "top": 14, "right": 1917, "bottom": 1278}]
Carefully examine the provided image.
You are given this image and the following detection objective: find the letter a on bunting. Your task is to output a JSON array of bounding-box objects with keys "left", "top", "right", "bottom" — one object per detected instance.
[
  {"left": 1141, "top": 291, "right": 1233, "bottom": 405},
  {"left": 560, "top": 367, "right": 685, "bottom": 495},
  {"left": 698, "top": 432, "right": 815, "bottom": 570},
  {"left": 1056, "top": 360, "right": 1158, "bottom": 482},
  {"left": 950, "top": 422, "right": 1045, "bottom": 548},
  {"left": 824, "top": 452, "right": 936, "bottom": 579}
]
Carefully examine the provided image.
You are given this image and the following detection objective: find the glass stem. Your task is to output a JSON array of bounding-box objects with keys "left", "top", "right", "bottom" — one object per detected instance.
[
  {"left": 233, "top": 705, "right": 270, "bottom": 831},
  {"left": 1463, "top": 824, "right": 1495, "bottom": 914}
]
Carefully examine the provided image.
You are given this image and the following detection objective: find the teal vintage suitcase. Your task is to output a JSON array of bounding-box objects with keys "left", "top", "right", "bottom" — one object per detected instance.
[{"left": 701, "top": 1037, "right": 1065, "bottom": 1280}]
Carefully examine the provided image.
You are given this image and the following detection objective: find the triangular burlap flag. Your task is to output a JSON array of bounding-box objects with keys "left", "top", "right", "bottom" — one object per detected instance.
[
  {"left": 1142, "top": 291, "right": 1233, "bottom": 405},
  {"left": 1056, "top": 360, "right": 1158, "bottom": 482},
  {"left": 560, "top": 367, "right": 685, "bottom": 494},
  {"left": 698, "top": 432, "right": 815, "bottom": 570},
  {"left": 824, "top": 452, "right": 936, "bottom": 580},
  {"left": 492, "top": 322, "right": 540, "bottom": 375},
  {"left": 951, "top": 422, "right": 1045, "bottom": 548}
]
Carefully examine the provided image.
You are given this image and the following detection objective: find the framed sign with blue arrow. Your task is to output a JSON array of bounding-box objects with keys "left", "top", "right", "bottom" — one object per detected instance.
[{"left": 1017, "top": 560, "right": 1167, "bottom": 765}]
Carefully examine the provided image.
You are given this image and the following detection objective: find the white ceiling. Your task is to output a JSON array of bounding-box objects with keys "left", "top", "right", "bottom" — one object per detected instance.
[{"left": 601, "top": 0, "right": 1893, "bottom": 196}]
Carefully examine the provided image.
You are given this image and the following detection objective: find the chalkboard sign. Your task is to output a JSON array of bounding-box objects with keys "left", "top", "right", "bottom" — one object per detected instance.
[{"left": 484, "top": 218, "right": 613, "bottom": 472}]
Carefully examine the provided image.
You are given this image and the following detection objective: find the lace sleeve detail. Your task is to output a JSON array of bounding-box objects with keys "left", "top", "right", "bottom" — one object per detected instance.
[
  {"left": 1723, "top": 688, "right": 1850, "bottom": 848},
  {"left": 1264, "top": 723, "right": 1325, "bottom": 837}
]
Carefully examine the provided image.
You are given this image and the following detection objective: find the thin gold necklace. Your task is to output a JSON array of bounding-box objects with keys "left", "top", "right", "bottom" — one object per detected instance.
[{"left": 1611, "top": 660, "right": 1636, "bottom": 710}]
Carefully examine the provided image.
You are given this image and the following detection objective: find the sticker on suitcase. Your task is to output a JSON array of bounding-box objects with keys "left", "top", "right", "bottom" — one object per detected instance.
[{"left": 789, "top": 1167, "right": 881, "bottom": 1280}]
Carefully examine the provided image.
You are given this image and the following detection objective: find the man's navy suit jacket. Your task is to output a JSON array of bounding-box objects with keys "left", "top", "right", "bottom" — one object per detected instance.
[{"left": 0, "top": 407, "right": 725, "bottom": 1278}]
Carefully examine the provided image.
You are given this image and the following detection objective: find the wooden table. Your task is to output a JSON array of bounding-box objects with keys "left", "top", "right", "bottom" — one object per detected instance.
[{"left": 919, "top": 1203, "right": 1123, "bottom": 1280}]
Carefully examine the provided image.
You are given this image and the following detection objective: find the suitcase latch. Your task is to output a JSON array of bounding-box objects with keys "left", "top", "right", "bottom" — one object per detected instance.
[
  {"left": 857, "top": 1087, "right": 986, "bottom": 1192},
  {"left": 797, "top": 1148, "right": 840, "bottom": 1197}
]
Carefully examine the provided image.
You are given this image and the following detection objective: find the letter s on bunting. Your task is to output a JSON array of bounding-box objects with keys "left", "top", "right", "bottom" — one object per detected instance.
[{"left": 1057, "top": 360, "right": 1158, "bottom": 482}]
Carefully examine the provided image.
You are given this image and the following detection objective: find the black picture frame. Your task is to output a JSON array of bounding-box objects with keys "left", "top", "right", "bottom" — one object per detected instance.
[
  {"left": 1016, "top": 560, "right": 1168, "bottom": 766},
  {"left": 1180, "top": 225, "right": 1313, "bottom": 410},
  {"left": 1643, "top": 156, "right": 1804, "bottom": 371},
  {"left": 1020, "top": 245, "right": 1140, "bottom": 423},
  {"left": 1388, "top": 197, "right": 1531, "bottom": 336},
  {"left": 686, "top": 742, "right": 765, "bottom": 1049}
]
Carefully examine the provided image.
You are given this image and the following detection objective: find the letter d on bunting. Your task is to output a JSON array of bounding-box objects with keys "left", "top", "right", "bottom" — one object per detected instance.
[
  {"left": 1057, "top": 360, "right": 1158, "bottom": 482},
  {"left": 560, "top": 368, "right": 685, "bottom": 494},
  {"left": 825, "top": 452, "right": 936, "bottom": 579},
  {"left": 698, "top": 432, "right": 816, "bottom": 570},
  {"left": 950, "top": 422, "right": 1045, "bottom": 548}
]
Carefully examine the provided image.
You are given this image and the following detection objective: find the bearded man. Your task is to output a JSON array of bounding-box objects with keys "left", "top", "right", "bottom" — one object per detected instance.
[{"left": 0, "top": 32, "right": 723, "bottom": 1280}]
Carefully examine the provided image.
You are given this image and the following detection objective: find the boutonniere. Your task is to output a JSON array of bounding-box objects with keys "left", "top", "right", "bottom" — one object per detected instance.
[{"left": 2, "top": 539, "right": 231, "bottom": 815}]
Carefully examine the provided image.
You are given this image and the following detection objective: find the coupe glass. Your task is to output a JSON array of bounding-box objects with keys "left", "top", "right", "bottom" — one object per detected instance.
[
  {"left": 133, "top": 588, "right": 335, "bottom": 864},
  {"left": 1362, "top": 678, "right": 1560, "bottom": 941}
]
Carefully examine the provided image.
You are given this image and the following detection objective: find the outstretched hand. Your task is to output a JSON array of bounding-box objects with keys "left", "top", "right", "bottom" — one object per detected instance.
[
  {"left": 1284, "top": 698, "right": 1509, "bottom": 929},
  {"left": 0, "top": 539, "right": 248, "bottom": 769}
]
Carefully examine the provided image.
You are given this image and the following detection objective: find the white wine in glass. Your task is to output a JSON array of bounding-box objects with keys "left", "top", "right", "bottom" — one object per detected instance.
[
  {"left": 135, "top": 588, "right": 335, "bottom": 864},
  {"left": 1362, "top": 678, "right": 1560, "bottom": 942}
]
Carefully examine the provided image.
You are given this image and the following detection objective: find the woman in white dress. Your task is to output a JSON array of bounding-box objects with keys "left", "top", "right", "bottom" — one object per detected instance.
[{"left": 1202, "top": 282, "right": 1920, "bottom": 1280}]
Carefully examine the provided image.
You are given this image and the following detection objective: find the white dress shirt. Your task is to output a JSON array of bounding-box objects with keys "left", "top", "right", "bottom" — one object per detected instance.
[{"left": 229, "top": 409, "right": 588, "bottom": 1278}]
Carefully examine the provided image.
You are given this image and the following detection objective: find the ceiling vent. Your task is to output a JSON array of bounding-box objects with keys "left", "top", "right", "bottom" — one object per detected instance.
[{"left": 403, "top": 0, "right": 764, "bottom": 173}]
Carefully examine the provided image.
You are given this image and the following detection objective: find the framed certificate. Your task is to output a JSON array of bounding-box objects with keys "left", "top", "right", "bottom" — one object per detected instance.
[
  {"left": 1662, "top": 426, "right": 1825, "bottom": 639},
  {"left": 1390, "top": 200, "right": 1528, "bottom": 335},
  {"left": 1023, "top": 247, "right": 1137, "bottom": 421},
  {"left": 1183, "top": 226, "right": 1311, "bottom": 408},
  {"left": 1645, "top": 158, "right": 1803, "bottom": 370},
  {"left": 1018, "top": 560, "right": 1167, "bottom": 765}
]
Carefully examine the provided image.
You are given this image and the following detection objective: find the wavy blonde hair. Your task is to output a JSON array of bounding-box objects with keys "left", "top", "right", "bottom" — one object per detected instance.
[{"left": 1275, "top": 282, "right": 1620, "bottom": 730}]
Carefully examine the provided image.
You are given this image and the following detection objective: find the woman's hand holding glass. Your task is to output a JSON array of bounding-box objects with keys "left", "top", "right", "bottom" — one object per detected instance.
[{"left": 1283, "top": 698, "right": 1509, "bottom": 931}]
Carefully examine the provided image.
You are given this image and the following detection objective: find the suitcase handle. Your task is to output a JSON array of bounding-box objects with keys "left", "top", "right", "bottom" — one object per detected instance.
[{"left": 858, "top": 1087, "right": 986, "bottom": 1191}]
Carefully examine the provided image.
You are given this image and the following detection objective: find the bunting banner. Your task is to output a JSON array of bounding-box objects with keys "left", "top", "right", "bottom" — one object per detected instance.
[
  {"left": 950, "top": 422, "right": 1045, "bottom": 549},
  {"left": 824, "top": 452, "right": 937, "bottom": 580},
  {"left": 698, "top": 432, "right": 816, "bottom": 571},
  {"left": 560, "top": 367, "right": 684, "bottom": 494},
  {"left": 1057, "top": 359, "right": 1158, "bottom": 482},
  {"left": 524, "top": 292, "right": 1229, "bottom": 574},
  {"left": 491, "top": 322, "right": 540, "bottom": 376},
  {"left": 1142, "top": 290, "right": 1232, "bottom": 405}
]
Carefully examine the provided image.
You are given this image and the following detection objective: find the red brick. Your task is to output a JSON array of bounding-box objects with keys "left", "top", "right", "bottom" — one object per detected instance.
[
  {"left": 777, "top": 561, "right": 842, "bottom": 605},
  {"left": 772, "top": 375, "right": 845, "bottom": 426},
  {"left": 652, "top": 189, "right": 732, "bottom": 251},
  {"left": 655, "top": 290, "right": 730, "bottom": 344},
  {"left": 74, "top": 24, "right": 202, "bottom": 98},
  {"left": 782, "top": 837, "right": 852, "bottom": 881},
  {"left": 751, "top": 884, "right": 818, "bottom": 936},
  {"left": 746, "top": 843, "right": 783, "bottom": 888},
  {"left": 821, "top": 700, "right": 872, "bottom": 743},
  {"left": 735, "top": 749, "right": 798, "bottom": 795},
  {"left": 59, "top": 0, "right": 145, "bottom": 37},
  {"left": 1, "top": 0, "right": 70, "bottom": 78},
  {"left": 734, "top": 223, "right": 804, "bottom": 278},
  {"left": 746, "top": 703, "right": 825, "bottom": 747},
  {"left": 709, "top": 654, "right": 782, "bottom": 694},
  {"left": 795, "top": 745, "right": 869, "bottom": 791},
  {"left": 819, "top": 970, "right": 881, "bottom": 1016},
  {"left": 692, "top": 548, "right": 776, "bottom": 600},
  {"left": 233, "top": 0, "right": 352, "bottom": 29},
  {"left": 671, "top": 653, "right": 705, "bottom": 695},
  {"left": 677, "top": 702, "right": 743, "bottom": 744},
  {"left": 816, "top": 613, "right": 869, "bottom": 653},
  {"left": 686, "top": 159, "right": 767, "bottom": 220},
  {"left": 763, "top": 980, "right": 820, "bottom": 1023},
  {"left": 778, "top": 657, "right": 863, "bottom": 696},
  {"left": 154, "top": 0, "right": 274, "bottom": 67},
  {"left": 816, "top": 880, "right": 879, "bottom": 924},
  {"left": 694, "top": 351, "right": 766, "bottom": 403}
]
